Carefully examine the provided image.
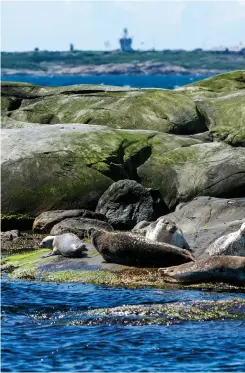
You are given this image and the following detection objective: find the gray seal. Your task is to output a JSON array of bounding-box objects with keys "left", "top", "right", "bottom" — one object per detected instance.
[
  {"left": 206, "top": 221, "right": 245, "bottom": 256},
  {"left": 159, "top": 256, "right": 245, "bottom": 286},
  {"left": 92, "top": 230, "right": 195, "bottom": 267},
  {"left": 146, "top": 218, "right": 191, "bottom": 252},
  {"left": 40, "top": 233, "right": 88, "bottom": 258}
]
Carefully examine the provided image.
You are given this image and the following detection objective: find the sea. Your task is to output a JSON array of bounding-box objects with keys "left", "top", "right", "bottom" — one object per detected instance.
[
  {"left": 2, "top": 73, "right": 245, "bottom": 373},
  {"left": 1, "top": 74, "right": 211, "bottom": 89}
]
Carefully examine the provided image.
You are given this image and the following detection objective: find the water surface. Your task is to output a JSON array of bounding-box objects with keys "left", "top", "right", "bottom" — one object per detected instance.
[{"left": 2, "top": 279, "right": 245, "bottom": 372}]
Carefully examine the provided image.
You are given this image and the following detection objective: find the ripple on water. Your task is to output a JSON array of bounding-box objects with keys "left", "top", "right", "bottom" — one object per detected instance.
[{"left": 2, "top": 279, "right": 245, "bottom": 372}]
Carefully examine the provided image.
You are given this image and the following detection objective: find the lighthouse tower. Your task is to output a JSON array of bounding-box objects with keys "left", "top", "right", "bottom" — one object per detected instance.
[{"left": 119, "top": 28, "right": 133, "bottom": 52}]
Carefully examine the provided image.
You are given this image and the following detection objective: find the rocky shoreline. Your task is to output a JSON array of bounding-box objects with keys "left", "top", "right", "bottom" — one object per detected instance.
[
  {"left": 1, "top": 71, "right": 245, "bottom": 289},
  {"left": 1, "top": 63, "right": 222, "bottom": 77}
]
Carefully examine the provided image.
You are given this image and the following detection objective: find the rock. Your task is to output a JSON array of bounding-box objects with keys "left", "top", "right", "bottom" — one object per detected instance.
[
  {"left": 1, "top": 214, "right": 35, "bottom": 231},
  {"left": 96, "top": 179, "right": 168, "bottom": 230},
  {"left": 1, "top": 231, "right": 14, "bottom": 241},
  {"left": 2, "top": 81, "right": 207, "bottom": 135},
  {"left": 138, "top": 142, "right": 245, "bottom": 209},
  {"left": 179, "top": 72, "right": 245, "bottom": 147},
  {"left": 1, "top": 124, "right": 164, "bottom": 216},
  {"left": 148, "top": 196, "right": 245, "bottom": 258},
  {"left": 50, "top": 217, "right": 113, "bottom": 238},
  {"left": 184, "top": 70, "right": 245, "bottom": 95},
  {"left": 2, "top": 72, "right": 245, "bottom": 217},
  {"left": 32, "top": 209, "right": 107, "bottom": 233},
  {"left": 9, "top": 229, "right": 20, "bottom": 239},
  {"left": 193, "top": 91, "right": 245, "bottom": 147}
]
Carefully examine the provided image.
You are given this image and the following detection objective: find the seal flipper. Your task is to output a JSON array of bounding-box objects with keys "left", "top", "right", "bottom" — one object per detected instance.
[{"left": 42, "top": 250, "right": 58, "bottom": 258}]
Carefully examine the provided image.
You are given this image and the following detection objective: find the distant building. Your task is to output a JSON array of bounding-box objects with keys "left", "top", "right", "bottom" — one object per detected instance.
[
  {"left": 119, "top": 28, "right": 133, "bottom": 52},
  {"left": 210, "top": 42, "right": 245, "bottom": 54},
  {"left": 70, "top": 43, "right": 74, "bottom": 52}
]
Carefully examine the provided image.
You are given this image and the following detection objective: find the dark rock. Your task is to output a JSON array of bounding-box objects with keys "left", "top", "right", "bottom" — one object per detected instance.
[
  {"left": 50, "top": 218, "right": 113, "bottom": 238},
  {"left": 33, "top": 209, "right": 107, "bottom": 233},
  {"left": 1, "top": 215, "right": 34, "bottom": 231},
  {"left": 96, "top": 179, "right": 169, "bottom": 230}
]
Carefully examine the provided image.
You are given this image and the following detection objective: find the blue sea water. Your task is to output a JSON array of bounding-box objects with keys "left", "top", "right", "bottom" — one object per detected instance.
[
  {"left": 1, "top": 74, "right": 211, "bottom": 89},
  {"left": 2, "top": 278, "right": 245, "bottom": 372}
]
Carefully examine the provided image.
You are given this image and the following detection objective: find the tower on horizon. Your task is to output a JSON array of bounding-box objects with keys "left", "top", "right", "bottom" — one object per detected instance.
[{"left": 119, "top": 28, "right": 133, "bottom": 52}]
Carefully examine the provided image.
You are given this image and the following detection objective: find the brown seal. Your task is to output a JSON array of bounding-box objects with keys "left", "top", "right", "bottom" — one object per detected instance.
[
  {"left": 91, "top": 230, "right": 195, "bottom": 267},
  {"left": 159, "top": 256, "right": 245, "bottom": 285}
]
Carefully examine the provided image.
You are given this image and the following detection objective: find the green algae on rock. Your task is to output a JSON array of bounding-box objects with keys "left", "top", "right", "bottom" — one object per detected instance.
[
  {"left": 2, "top": 82, "right": 207, "bottom": 135},
  {"left": 1, "top": 71, "right": 245, "bottom": 216},
  {"left": 76, "top": 299, "right": 245, "bottom": 326},
  {"left": 1, "top": 124, "right": 201, "bottom": 215},
  {"left": 138, "top": 142, "right": 245, "bottom": 209}
]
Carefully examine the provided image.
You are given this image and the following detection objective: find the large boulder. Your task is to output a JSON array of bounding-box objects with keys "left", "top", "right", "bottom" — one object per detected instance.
[
  {"left": 148, "top": 196, "right": 245, "bottom": 258},
  {"left": 50, "top": 218, "right": 113, "bottom": 238},
  {"left": 1, "top": 124, "right": 199, "bottom": 216},
  {"left": 32, "top": 209, "right": 107, "bottom": 233},
  {"left": 96, "top": 179, "right": 169, "bottom": 230},
  {"left": 138, "top": 141, "right": 245, "bottom": 209},
  {"left": 178, "top": 71, "right": 245, "bottom": 146},
  {"left": 1, "top": 81, "right": 207, "bottom": 135}
]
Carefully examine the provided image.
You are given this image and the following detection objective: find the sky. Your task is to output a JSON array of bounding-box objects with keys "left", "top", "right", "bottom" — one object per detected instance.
[{"left": 1, "top": 0, "right": 245, "bottom": 52}]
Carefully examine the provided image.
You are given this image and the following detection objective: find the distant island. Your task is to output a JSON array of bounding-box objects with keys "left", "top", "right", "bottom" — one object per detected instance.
[{"left": 2, "top": 49, "right": 245, "bottom": 76}]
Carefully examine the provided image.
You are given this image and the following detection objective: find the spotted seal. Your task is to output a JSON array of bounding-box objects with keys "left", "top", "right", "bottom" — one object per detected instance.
[
  {"left": 159, "top": 256, "right": 245, "bottom": 285},
  {"left": 40, "top": 233, "right": 88, "bottom": 258},
  {"left": 206, "top": 221, "right": 245, "bottom": 257},
  {"left": 146, "top": 218, "right": 191, "bottom": 252},
  {"left": 91, "top": 230, "right": 195, "bottom": 267}
]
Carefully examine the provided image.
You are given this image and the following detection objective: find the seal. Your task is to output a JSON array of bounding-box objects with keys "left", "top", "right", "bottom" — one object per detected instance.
[
  {"left": 91, "top": 230, "right": 195, "bottom": 267},
  {"left": 159, "top": 256, "right": 245, "bottom": 285},
  {"left": 40, "top": 233, "right": 88, "bottom": 258},
  {"left": 206, "top": 221, "right": 245, "bottom": 257},
  {"left": 146, "top": 218, "right": 191, "bottom": 252}
]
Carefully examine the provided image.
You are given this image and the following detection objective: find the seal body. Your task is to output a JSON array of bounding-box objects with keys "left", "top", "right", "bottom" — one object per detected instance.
[
  {"left": 207, "top": 222, "right": 245, "bottom": 257},
  {"left": 92, "top": 230, "right": 195, "bottom": 267},
  {"left": 159, "top": 256, "right": 245, "bottom": 285},
  {"left": 40, "top": 233, "right": 88, "bottom": 258},
  {"left": 146, "top": 218, "right": 191, "bottom": 252}
]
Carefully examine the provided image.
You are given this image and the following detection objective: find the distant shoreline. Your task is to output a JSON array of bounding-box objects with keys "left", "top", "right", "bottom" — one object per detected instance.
[
  {"left": 2, "top": 50, "right": 244, "bottom": 77},
  {"left": 1, "top": 64, "right": 223, "bottom": 77}
]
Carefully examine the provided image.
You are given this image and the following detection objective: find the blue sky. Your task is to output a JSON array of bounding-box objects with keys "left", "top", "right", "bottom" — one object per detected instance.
[{"left": 1, "top": 0, "right": 245, "bottom": 51}]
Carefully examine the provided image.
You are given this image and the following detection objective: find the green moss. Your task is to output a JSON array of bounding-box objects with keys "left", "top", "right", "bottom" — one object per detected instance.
[
  {"left": 40, "top": 270, "right": 117, "bottom": 284},
  {"left": 2, "top": 249, "right": 49, "bottom": 264},
  {"left": 7, "top": 85, "right": 204, "bottom": 134},
  {"left": 82, "top": 299, "right": 245, "bottom": 325},
  {"left": 187, "top": 70, "right": 245, "bottom": 93},
  {"left": 1, "top": 213, "right": 33, "bottom": 220}
]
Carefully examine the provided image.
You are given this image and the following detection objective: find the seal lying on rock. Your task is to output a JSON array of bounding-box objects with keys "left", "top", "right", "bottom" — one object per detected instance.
[
  {"left": 146, "top": 218, "right": 191, "bottom": 252},
  {"left": 40, "top": 233, "right": 88, "bottom": 258},
  {"left": 206, "top": 221, "right": 245, "bottom": 257},
  {"left": 159, "top": 256, "right": 245, "bottom": 285},
  {"left": 91, "top": 230, "right": 195, "bottom": 267}
]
